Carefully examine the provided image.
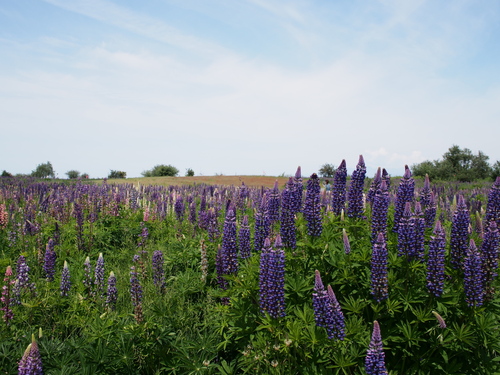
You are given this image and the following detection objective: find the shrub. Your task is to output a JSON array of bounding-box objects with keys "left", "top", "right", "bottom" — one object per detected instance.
[
  {"left": 186, "top": 168, "right": 195, "bottom": 177},
  {"left": 66, "top": 170, "right": 80, "bottom": 179},
  {"left": 31, "top": 161, "right": 55, "bottom": 179},
  {"left": 142, "top": 164, "right": 179, "bottom": 177},
  {"left": 108, "top": 170, "right": 127, "bottom": 179}
]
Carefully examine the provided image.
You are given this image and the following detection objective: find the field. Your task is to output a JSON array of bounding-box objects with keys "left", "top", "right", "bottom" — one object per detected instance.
[{"left": 1, "top": 169, "right": 500, "bottom": 374}]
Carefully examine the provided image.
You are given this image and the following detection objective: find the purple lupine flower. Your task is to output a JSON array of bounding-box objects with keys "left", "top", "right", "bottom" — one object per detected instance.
[
  {"left": 237, "top": 182, "right": 249, "bottom": 211},
  {"left": 216, "top": 245, "right": 229, "bottom": 304},
  {"left": 238, "top": 215, "right": 252, "bottom": 259},
  {"left": 93, "top": 253, "right": 105, "bottom": 299},
  {"left": 426, "top": 220, "right": 446, "bottom": 297},
  {"left": 174, "top": 194, "right": 185, "bottom": 222},
  {"left": 327, "top": 285, "right": 345, "bottom": 340},
  {"left": 347, "top": 155, "right": 367, "bottom": 219},
  {"left": 259, "top": 237, "right": 286, "bottom": 318},
  {"left": 424, "top": 191, "right": 437, "bottom": 229},
  {"left": 1, "top": 266, "right": 15, "bottom": 325},
  {"left": 413, "top": 202, "right": 425, "bottom": 261},
  {"left": 303, "top": 173, "right": 322, "bottom": 236},
  {"left": 371, "top": 233, "right": 388, "bottom": 302},
  {"left": 464, "top": 239, "right": 484, "bottom": 307},
  {"left": 73, "top": 202, "right": 85, "bottom": 251},
  {"left": 432, "top": 311, "right": 446, "bottom": 329},
  {"left": 393, "top": 165, "right": 415, "bottom": 232},
  {"left": 267, "top": 181, "right": 281, "bottom": 225},
  {"left": 130, "top": 265, "right": 143, "bottom": 323},
  {"left": 106, "top": 271, "right": 118, "bottom": 310},
  {"left": 280, "top": 177, "right": 297, "bottom": 249},
  {"left": 189, "top": 201, "right": 197, "bottom": 225},
  {"left": 370, "top": 179, "right": 389, "bottom": 244},
  {"left": 381, "top": 168, "right": 391, "bottom": 191},
  {"left": 137, "top": 222, "right": 149, "bottom": 249},
  {"left": 60, "top": 260, "right": 71, "bottom": 297},
  {"left": 365, "top": 321, "right": 388, "bottom": 375},
  {"left": 18, "top": 335, "right": 43, "bottom": 375},
  {"left": 82, "top": 256, "right": 92, "bottom": 295},
  {"left": 152, "top": 250, "right": 166, "bottom": 293},
  {"left": 292, "top": 166, "right": 303, "bottom": 213},
  {"left": 420, "top": 174, "right": 431, "bottom": 208},
  {"left": 481, "top": 221, "right": 500, "bottom": 300},
  {"left": 485, "top": 176, "right": 500, "bottom": 230},
  {"left": 254, "top": 195, "right": 270, "bottom": 252},
  {"left": 366, "top": 167, "right": 382, "bottom": 205},
  {"left": 397, "top": 202, "right": 417, "bottom": 259},
  {"left": 450, "top": 195, "right": 470, "bottom": 269},
  {"left": 331, "top": 160, "right": 347, "bottom": 216},
  {"left": 207, "top": 207, "right": 220, "bottom": 242},
  {"left": 43, "top": 238, "right": 57, "bottom": 282},
  {"left": 342, "top": 229, "right": 351, "bottom": 254},
  {"left": 474, "top": 211, "right": 484, "bottom": 239},
  {"left": 221, "top": 208, "right": 239, "bottom": 275},
  {"left": 13, "top": 255, "right": 35, "bottom": 304}
]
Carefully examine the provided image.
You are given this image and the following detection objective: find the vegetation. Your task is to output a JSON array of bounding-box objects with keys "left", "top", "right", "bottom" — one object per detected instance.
[
  {"left": 319, "top": 163, "right": 335, "bottom": 178},
  {"left": 31, "top": 161, "right": 55, "bottom": 179},
  {"left": 65, "top": 170, "right": 80, "bottom": 179},
  {"left": 142, "top": 164, "right": 179, "bottom": 177},
  {"left": 186, "top": 168, "right": 195, "bottom": 177},
  {"left": 108, "top": 170, "right": 127, "bottom": 179}
]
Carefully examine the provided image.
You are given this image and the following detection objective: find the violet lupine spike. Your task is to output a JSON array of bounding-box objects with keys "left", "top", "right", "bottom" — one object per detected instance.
[
  {"left": 397, "top": 202, "right": 417, "bottom": 259},
  {"left": 347, "top": 155, "right": 367, "bottom": 219},
  {"left": 82, "top": 256, "right": 92, "bottom": 295},
  {"left": 221, "top": 209, "right": 239, "bottom": 275},
  {"left": 18, "top": 334, "right": 43, "bottom": 375},
  {"left": 1, "top": 266, "right": 15, "bottom": 325},
  {"left": 481, "top": 221, "right": 499, "bottom": 300},
  {"left": 137, "top": 222, "right": 149, "bottom": 249},
  {"left": 342, "top": 229, "right": 351, "bottom": 254},
  {"left": 152, "top": 250, "right": 166, "bottom": 293},
  {"left": 366, "top": 167, "right": 382, "bottom": 205},
  {"left": 303, "top": 173, "right": 322, "bottom": 237},
  {"left": 238, "top": 215, "right": 252, "bottom": 259},
  {"left": 106, "top": 271, "right": 118, "bottom": 310},
  {"left": 393, "top": 165, "right": 415, "bottom": 232},
  {"left": 43, "top": 238, "right": 57, "bottom": 282},
  {"left": 371, "top": 233, "right": 389, "bottom": 303},
  {"left": 259, "top": 238, "right": 272, "bottom": 314},
  {"left": 174, "top": 195, "right": 185, "bottom": 222},
  {"left": 370, "top": 179, "right": 389, "bottom": 244},
  {"left": 200, "top": 240, "right": 208, "bottom": 283},
  {"left": 426, "top": 220, "right": 446, "bottom": 297},
  {"left": 130, "top": 265, "right": 144, "bottom": 323},
  {"left": 485, "top": 176, "right": 500, "bottom": 230},
  {"left": 259, "top": 237, "right": 286, "bottom": 318},
  {"left": 331, "top": 159, "right": 347, "bottom": 216},
  {"left": 413, "top": 202, "right": 425, "bottom": 261},
  {"left": 381, "top": 168, "right": 391, "bottom": 191},
  {"left": 424, "top": 191, "right": 437, "bottom": 229},
  {"left": 93, "top": 253, "right": 105, "bottom": 299},
  {"left": 292, "top": 166, "right": 304, "bottom": 213},
  {"left": 188, "top": 201, "right": 197, "bottom": 225},
  {"left": 312, "top": 271, "right": 345, "bottom": 340},
  {"left": 450, "top": 195, "right": 470, "bottom": 269},
  {"left": 267, "top": 180, "right": 281, "bottom": 225},
  {"left": 13, "top": 255, "right": 35, "bottom": 304},
  {"left": 464, "top": 239, "right": 484, "bottom": 307},
  {"left": 474, "top": 211, "right": 484, "bottom": 239},
  {"left": 432, "top": 311, "right": 447, "bottom": 329},
  {"left": 365, "top": 321, "right": 388, "bottom": 375},
  {"left": 254, "top": 195, "right": 270, "bottom": 252},
  {"left": 60, "top": 260, "right": 71, "bottom": 297},
  {"left": 420, "top": 174, "right": 431, "bottom": 208},
  {"left": 327, "top": 285, "right": 345, "bottom": 341},
  {"left": 280, "top": 177, "right": 297, "bottom": 249}
]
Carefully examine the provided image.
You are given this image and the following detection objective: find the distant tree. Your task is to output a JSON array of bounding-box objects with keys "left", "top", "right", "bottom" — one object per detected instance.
[
  {"left": 81, "top": 173, "right": 89, "bottom": 179},
  {"left": 108, "top": 170, "right": 127, "bottom": 179},
  {"left": 31, "top": 161, "right": 55, "bottom": 179},
  {"left": 142, "top": 164, "right": 179, "bottom": 177},
  {"left": 491, "top": 161, "right": 500, "bottom": 180},
  {"left": 66, "top": 170, "right": 80, "bottom": 179},
  {"left": 319, "top": 163, "right": 335, "bottom": 178},
  {"left": 1, "top": 170, "right": 13, "bottom": 177},
  {"left": 185, "top": 168, "right": 195, "bottom": 177}
]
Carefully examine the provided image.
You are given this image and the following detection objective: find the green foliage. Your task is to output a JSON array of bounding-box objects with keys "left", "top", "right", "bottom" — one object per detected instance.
[
  {"left": 319, "top": 163, "right": 336, "bottom": 178},
  {"left": 186, "top": 168, "right": 195, "bottom": 177},
  {"left": 108, "top": 170, "right": 127, "bottom": 179},
  {"left": 31, "top": 161, "right": 55, "bottom": 179},
  {"left": 1, "top": 170, "right": 12, "bottom": 177},
  {"left": 412, "top": 145, "right": 495, "bottom": 181},
  {"left": 66, "top": 170, "right": 80, "bottom": 179},
  {"left": 142, "top": 164, "right": 179, "bottom": 177}
]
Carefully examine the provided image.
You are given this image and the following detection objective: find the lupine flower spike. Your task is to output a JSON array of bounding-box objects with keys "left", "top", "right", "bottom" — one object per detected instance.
[
  {"left": 1, "top": 266, "right": 15, "bottom": 325},
  {"left": 365, "top": 321, "right": 388, "bottom": 375},
  {"left": 432, "top": 311, "right": 446, "bottom": 329},
  {"left": 342, "top": 229, "right": 351, "bottom": 254},
  {"left": 60, "top": 261, "right": 71, "bottom": 297},
  {"left": 106, "top": 271, "right": 118, "bottom": 310},
  {"left": 18, "top": 334, "right": 43, "bottom": 375}
]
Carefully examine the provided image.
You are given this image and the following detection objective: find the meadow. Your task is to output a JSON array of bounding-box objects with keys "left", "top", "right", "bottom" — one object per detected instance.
[{"left": 1, "top": 161, "right": 500, "bottom": 374}]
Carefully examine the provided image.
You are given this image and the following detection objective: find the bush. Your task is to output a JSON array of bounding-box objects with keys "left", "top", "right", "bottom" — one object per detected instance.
[
  {"left": 186, "top": 168, "right": 195, "bottom": 177},
  {"left": 319, "top": 163, "right": 335, "bottom": 178},
  {"left": 66, "top": 170, "right": 80, "bottom": 179},
  {"left": 1, "top": 170, "right": 12, "bottom": 177},
  {"left": 108, "top": 170, "right": 127, "bottom": 179},
  {"left": 31, "top": 161, "right": 55, "bottom": 179},
  {"left": 142, "top": 164, "right": 179, "bottom": 177}
]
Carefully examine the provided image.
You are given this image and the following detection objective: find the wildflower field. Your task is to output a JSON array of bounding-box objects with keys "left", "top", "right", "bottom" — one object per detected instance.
[{"left": 1, "top": 158, "right": 500, "bottom": 374}]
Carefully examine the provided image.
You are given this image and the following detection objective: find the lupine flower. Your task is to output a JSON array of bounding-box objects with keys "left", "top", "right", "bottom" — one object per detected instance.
[
  {"left": 342, "top": 229, "right": 351, "bottom": 254},
  {"left": 238, "top": 215, "right": 252, "bottom": 259},
  {"left": 365, "top": 321, "right": 388, "bottom": 375},
  {"left": 13, "top": 255, "right": 36, "bottom": 304},
  {"left": 331, "top": 160, "right": 347, "bottom": 216},
  {"left": 474, "top": 211, "right": 484, "bottom": 239},
  {"left": 143, "top": 205, "right": 150, "bottom": 222},
  {"left": 60, "top": 261, "right": 71, "bottom": 297},
  {"left": 221, "top": 208, "right": 239, "bottom": 275},
  {"left": 259, "top": 236, "right": 286, "bottom": 318},
  {"left": 370, "top": 179, "right": 389, "bottom": 244},
  {"left": 254, "top": 195, "right": 270, "bottom": 252},
  {"left": 106, "top": 271, "right": 118, "bottom": 310},
  {"left": 366, "top": 167, "right": 382, "bottom": 205},
  {"left": 18, "top": 334, "right": 43, "bottom": 375},
  {"left": 267, "top": 181, "right": 281, "bottom": 225},
  {"left": 216, "top": 245, "right": 229, "bottom": 304},
  {"left": 137, "top": 222, "right": 149, "bottom": 249},
  {"left": 450, "top": 195, "right": 470, "bottom": 269},
  {"left": 381, "top": 168, "right": 391, "bottom": 191},
  {"left": 413, "top": 202, "right": 425, "bottom": 261},
  {"left": 189, "top": 201, "right": 197, "bottom": 225},
  {"left": 1, "top": 266, "right": 15, "bottom": 325},
  {"left": 152, "top": 250, "right": 166, "bottom": 293},
  {"left": 312, "top": 270, "right": 345, "bottom": 340},
  {"left": 397, "top": 202, "right": 417, "bottom": 259},
  {"left": 303, "top": 173, "right": 322, "bottom": 236},
  {"left": 371, "top": 233, "right": 388, "bottom": 302},
  {"left": 292, "top": 166, "right": 303, "bottom": 213},
  {"left": 420, "top": 174, "right": 431, "bottom": 208},
  {"left": 280, "top": 177, "right": 297, "bottom": 249},
  {"left": 93, "top": 253, "right": 105, "bottom": 299},
  {"left": 207, "top": 207, "right": 220, "bottom": 242},
  {"left": 393, "top": 165, "right": 415, "bottom": 232},
  {"left": 464, "top": 239, "right": 484, "bottom": 307},
  {"left": 43, "top": 239, "right": 57, "bottom": 282},
  {"left": 481, "top": 221, "right": 500, "bottom": 300},
  {"left": 485, "top": 176, "right": 500, "bottom": 229},
  {"left": 174, "top": 194, "right": 185, "bottom": 221},
  {"left": 432, "top": 311, "right": 446, "bottom": 329},
  {"left": 82, "top": 256, "right": 92, "bottom": 295},
  {"left": 130, "top": 265, "right": 143, "bottom": 323},
  {"left": 0, "top": 203, "right": 7, "bottom": 229},
  {"left": 347, "top": 155, "right": 367, "bottom": 219},
  {"left": 426, "top": 220, "right": 446, "bottom": 297},
  {"left": 424, "top": 191, "right": 437, "bottom": 229}
]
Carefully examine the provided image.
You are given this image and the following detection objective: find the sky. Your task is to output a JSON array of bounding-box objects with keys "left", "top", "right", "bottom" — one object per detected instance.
[{"left": 1, "top": 0, "right": 500, "bottom": 179}]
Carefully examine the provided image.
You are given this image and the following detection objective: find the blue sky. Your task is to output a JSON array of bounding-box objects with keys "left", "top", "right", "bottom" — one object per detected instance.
[{"left": 1, "top": 0, "right": 499, "bottom": 179}]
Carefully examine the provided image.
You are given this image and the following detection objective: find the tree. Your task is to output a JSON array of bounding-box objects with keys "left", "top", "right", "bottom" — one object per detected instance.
[
  {"left": 142, "top": 164, "right": 179, "bottom": 177},
  {"left": 319, "top": 163, "right": 335, "bottom": 178},
  {"left": 66, "top": 170, "right": 80, "bottom": 179},
  {"left": 491, "top": 161, "right": 500, "bottom": 180},
  {"left": 1, "top": 170, "right": 12, "bottom": 177},
  {"left": 108, "top": 170, "right": 126, "bottom": 179},
  {"left": 186, "top": 168, "right": 195, "bottom": 177},
  {"left": 31, "top": 161, "right": 55, "bottom": 179}
]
